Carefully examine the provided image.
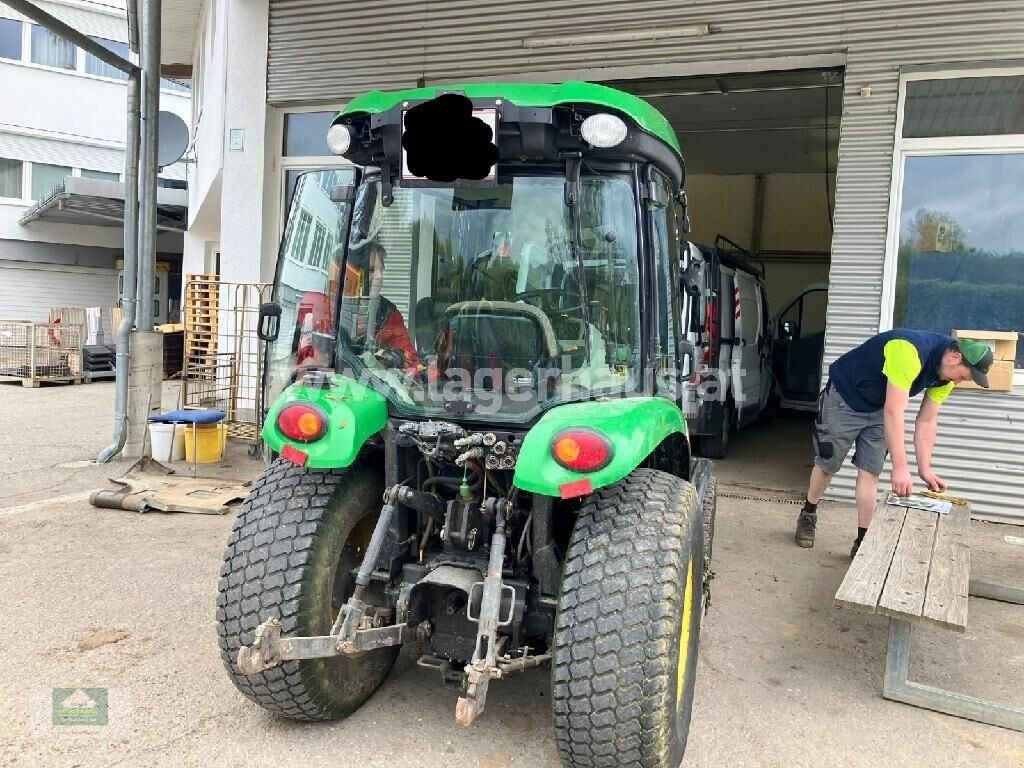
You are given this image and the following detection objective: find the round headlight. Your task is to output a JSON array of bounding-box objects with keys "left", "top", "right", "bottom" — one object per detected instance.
[
  {"left": 580, "top": 113, "right": 628, "bottom": 148},
  {"left": 326, "top": 123, "right": 352, "bottom": 155}
]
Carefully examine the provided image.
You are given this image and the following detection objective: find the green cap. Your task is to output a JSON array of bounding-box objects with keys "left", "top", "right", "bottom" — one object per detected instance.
[{"left": 957, "top": 338, "right": 994, "bottom": 388}]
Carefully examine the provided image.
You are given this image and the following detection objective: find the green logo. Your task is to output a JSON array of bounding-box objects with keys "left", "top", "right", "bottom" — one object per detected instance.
[{"left": 52, "top": 688, "right": 108, "bottom": 726}]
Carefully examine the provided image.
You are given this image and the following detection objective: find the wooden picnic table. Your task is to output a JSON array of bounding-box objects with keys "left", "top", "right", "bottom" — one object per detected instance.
[{"left": 835, "top": 495, "right": 1024, "bottom": 732}]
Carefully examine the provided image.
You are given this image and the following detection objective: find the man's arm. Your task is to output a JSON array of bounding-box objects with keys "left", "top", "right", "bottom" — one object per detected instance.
[
  {"left": 914, "top": 397, "right": 946, "bottom": 491},
  {"left": 884, "top": 382, "right": 914, "bottom": 496},
  {"left": 881, "top": 339, "right": 923, "bottom": 497},
  {"left": 914, "top": 383, "right": 953, "bottom": 492}
]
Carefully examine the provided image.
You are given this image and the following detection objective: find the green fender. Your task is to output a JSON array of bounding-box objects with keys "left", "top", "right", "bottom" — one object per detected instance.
[
  {"left": 262, "top": 374, "right": 388, "bottom": 469},
  {"left": 512, "top": 397, "right": 688, "bottom": 497}
]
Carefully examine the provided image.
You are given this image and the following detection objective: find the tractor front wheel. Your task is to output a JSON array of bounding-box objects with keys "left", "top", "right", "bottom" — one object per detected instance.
[
  {"left": 552, "top": 469, "right": 704, "bottom": 768},
  {"left": 216, "top": 459, "right": 398, "bottom": 721}
]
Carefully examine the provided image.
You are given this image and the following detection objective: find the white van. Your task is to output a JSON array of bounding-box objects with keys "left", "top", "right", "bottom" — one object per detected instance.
[{"left": 680, "top": 236, "right": 773, "bottom": 458}]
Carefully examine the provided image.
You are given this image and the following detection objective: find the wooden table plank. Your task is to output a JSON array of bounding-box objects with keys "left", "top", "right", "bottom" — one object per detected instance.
[
  {"left": 835, "top": 501, "right": 907, "bottom": 613},
  {"left": 879, "top": 507, "right": 938, "bottom": 621},
  {"left": 922, "top": 502, "right": 971, "bottom": 632}
]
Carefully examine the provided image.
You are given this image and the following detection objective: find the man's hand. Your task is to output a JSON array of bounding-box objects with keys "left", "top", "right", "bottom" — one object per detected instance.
[
  {"left": 892, "top": 466, "right": 914, "bottom": 497},
  {"left": 919, "top": 471, "right": 947, "bottom": 492}
]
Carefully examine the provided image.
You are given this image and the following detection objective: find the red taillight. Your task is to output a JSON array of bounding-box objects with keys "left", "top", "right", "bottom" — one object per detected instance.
[
  {"left": 551, "top": 429, "right": 613, "bottom": 473},
  {"left": 703, "top": 298, "right": 718, "bottom": 364},
  {"left": 277, "top": 404, "right": 327, "bottom": 443}
]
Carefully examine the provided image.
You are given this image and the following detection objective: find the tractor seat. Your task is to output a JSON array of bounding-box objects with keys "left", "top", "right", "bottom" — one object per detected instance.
[{"left": 440, "top": 301, "right": 559, "bottom": 381}]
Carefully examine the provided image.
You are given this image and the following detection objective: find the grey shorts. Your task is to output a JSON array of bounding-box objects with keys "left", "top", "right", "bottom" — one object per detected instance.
[{"left": 812, "top": 384, "right": 886, "bottom": 476}]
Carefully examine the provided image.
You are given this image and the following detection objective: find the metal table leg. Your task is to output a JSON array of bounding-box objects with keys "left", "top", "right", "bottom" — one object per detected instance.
[
  {"left": 970, "top": 580, "right": 1024, "bottom": 605},
  {"left": 883, "top": 618, "right": 1024, "bottom": 732}
]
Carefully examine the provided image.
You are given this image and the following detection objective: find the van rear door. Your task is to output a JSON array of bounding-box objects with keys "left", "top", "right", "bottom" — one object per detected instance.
[{"left": 732, "top": 270, "right": 763, "bottom": 425}]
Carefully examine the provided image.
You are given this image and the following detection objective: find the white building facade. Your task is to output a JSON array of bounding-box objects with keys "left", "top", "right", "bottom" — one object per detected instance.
[
  {"left": 162, "top": 0, "right": 1024, "bottom": 522},
  {"left": 0, "top": 0, "right": 190, "bottom": 322}
]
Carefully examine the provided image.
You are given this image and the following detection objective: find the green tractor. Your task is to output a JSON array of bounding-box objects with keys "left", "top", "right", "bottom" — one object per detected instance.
[{"left": 217, "top": 81, "right": 717, "bottom": 768}]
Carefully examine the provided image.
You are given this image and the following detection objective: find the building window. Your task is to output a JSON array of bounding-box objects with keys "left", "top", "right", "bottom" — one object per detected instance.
[
  {"left": 888, "top": 72, "right": 1024, "bottom": 371},
  {"left": 0, "top": 157, "right": 22, "bottom": 198},
  {"left": 893, "top": 153, "right": 1024, "bottom": 367},
  {"left": 294, "top": 211, "right": 313, "bottom": 262},
  {"left": 309, "top": 221, "right": 327, "bottom": 268},
  {"left": 161, "top": 78, "right": 191, "bottom": 93},
  {"left": 0, "top": 17, "right": 22, "bottom": 61},
  {"left": 903, "top": 76, "right": 1024, "bottom": 138},
  {"left": 85, "top": 37, "right": 128, "bottom": 80},
  {"left": 31, "top": 24, "right": 76, "bottom": 70},
  {"left": 31, "top": 162, "right": 71, "bottom": 200},
  {"left": 81, "top": 169, "right": 120, "bottom": 181},
  {"left": 283, "top": 112, "right": 336, "bottom": 156}
]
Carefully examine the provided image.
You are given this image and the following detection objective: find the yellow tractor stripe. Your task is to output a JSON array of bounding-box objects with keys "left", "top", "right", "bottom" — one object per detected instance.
[{"left": 676, "top": 556, "right": 695, "bottom": 706}]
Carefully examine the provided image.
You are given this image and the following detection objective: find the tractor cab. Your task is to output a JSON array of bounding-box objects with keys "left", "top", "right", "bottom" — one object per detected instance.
[{"left": 261, "top": 82, "right": 694, "bottom": 423}]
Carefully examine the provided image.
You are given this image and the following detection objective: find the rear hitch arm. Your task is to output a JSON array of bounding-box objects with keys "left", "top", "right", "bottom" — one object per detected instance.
[
  {"left": 237, "top": 620, "right": 428, "bottom": 675},
  {"left": 456, "top": 499, "right": 515, "bottom": 726}
]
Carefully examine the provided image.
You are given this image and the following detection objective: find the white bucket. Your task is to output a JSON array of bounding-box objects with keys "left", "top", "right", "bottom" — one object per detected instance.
[{"left": 149, "top": 422, "right": 185, "bottom": 461}]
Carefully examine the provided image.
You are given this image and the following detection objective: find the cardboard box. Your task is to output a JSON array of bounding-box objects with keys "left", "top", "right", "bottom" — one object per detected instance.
[
  {"left": 956, "top": 358, "right": 1014, "bottom": 392},
  {"left": 953, "top": 329, "right": 1018, "bottom": 363}
]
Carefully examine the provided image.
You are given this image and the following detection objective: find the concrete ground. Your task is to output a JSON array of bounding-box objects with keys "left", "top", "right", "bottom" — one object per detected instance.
[{"left": 2, "top": 380, "right": 1023, "bottom": 767}]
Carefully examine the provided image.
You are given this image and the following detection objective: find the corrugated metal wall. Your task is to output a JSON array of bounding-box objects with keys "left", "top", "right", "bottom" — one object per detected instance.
[
  {"left": 821, "top": 3, "right": 1024, "bottom": 523},
  {"left": 267, "top": 0, "right": 1024, "bottom": 522}
]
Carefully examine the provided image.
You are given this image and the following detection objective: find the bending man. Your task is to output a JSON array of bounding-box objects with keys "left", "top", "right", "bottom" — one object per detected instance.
[{"left": 794, "top": 329, "right": 993, "bottom": 556}]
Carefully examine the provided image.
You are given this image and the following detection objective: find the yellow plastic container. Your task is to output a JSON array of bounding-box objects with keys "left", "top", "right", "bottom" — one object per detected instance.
[{"left": 184, "top": 423, "right": 227, "bottom": 464}]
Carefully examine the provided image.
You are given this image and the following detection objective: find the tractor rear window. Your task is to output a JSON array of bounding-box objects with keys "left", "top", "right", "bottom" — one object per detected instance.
[{"left": 333, "top": 172, "right": 643, "bottom": 421}]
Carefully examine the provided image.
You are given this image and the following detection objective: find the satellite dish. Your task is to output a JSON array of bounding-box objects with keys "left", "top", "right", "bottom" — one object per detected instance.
[{"left": 157, "top": 111, "right": 190, "bottom": 168}]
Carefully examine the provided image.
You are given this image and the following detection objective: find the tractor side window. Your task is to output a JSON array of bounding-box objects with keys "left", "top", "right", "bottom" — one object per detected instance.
[
  {"left": 650, "top": 172, "right": 680, "bottom": 376},
  {"left": 265, "top": 168, "right": 357, "bottom": 402}
]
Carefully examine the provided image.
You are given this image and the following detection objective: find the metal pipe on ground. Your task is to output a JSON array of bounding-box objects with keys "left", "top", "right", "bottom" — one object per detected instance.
[{"left": 98, "top": 71, "right": 142, "bottom": 464}]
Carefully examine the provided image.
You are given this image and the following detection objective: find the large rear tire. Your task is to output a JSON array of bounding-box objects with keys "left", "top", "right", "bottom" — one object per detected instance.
[
  {"left": 216, "top": 459, "right": 398, "bottom": 721},
  {"left": 552, "top": 469, "right": 704, "bottom": 768}
]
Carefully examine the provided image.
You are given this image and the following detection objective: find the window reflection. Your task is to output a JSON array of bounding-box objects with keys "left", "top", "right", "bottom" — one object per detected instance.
[{"left": 894, "top": 153, "right": 1024, "bottom": 367}]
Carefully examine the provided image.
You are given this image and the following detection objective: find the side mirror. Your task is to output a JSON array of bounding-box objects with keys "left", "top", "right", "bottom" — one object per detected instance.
[
  {"left": 679, "top": 263, "right": 701, "bottom": 298},
  {"left": 677, "top": 339, "right": 696, "bottom": 379},
  {"left": 780, "top": 320, "right": 796, "bottom": 341},
  {"left": 258, "top": 302, "right": 282, "bottom": 342}
]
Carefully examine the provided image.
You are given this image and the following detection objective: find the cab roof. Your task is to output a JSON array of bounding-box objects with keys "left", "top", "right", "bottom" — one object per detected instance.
[{"left": 340, "top": 81, "right": 682, "bottom": 158}]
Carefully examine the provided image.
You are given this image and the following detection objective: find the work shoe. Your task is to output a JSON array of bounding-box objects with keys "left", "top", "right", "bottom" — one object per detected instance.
[
  {"left": 850, "top": 537, "right": 864, "bottom": 559},
  {"left": 794, "top": 509, "right": 817, "bottom": 548}
]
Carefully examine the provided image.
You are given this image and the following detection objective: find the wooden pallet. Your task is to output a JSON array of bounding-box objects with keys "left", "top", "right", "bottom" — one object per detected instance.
[{"left": 184, "top": 274, "right": 220, "bottom": 363}]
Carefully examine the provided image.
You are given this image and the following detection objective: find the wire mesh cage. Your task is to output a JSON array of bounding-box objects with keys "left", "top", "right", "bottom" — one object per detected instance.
[
  {"left": 0, "top": 320, "right": 84, "bottom": 386},
  {"left": 181, "top": 277, "right": 271, "bottom": 444}
]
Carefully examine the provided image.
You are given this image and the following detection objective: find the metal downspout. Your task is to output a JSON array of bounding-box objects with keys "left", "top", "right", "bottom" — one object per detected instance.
[
  {"left": 135, "top": 0, "right": 160, "bottom": 331},
  {"left": 98, "top": 72, "right": 142, "bottom": 463}
]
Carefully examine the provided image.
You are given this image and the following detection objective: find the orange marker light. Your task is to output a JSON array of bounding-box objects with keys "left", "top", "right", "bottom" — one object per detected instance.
[
  {"left": 553, "top": 436, "right": 581, "bottom": 464},
  {"left": 297, "top": 411, "right": 322, "bottom": 438}
]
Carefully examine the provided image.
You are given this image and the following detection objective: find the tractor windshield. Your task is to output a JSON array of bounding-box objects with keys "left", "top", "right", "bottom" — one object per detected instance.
[{"left": 270, "top": 169, "right": 643, "bottom": 422}]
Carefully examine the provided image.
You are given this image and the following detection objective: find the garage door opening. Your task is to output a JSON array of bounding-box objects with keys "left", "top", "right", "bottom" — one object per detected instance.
[{"left": 609, "top": 68, "right": 842, "bottom": 488}]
